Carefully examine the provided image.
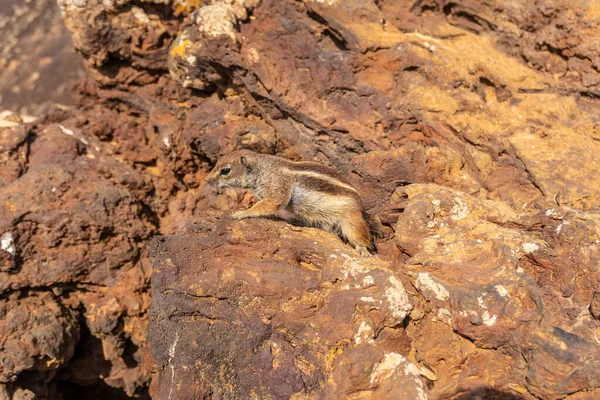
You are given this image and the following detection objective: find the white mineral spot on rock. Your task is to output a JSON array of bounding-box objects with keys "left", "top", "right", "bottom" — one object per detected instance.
[
  {"left": 162, "top": 136, "right": 170, "bottom": 148},
  {"left": 450, "top": 198, "right": 469, "bottom": 220},
  {"left": 522, "top": 242, "right": 539, "bottom": 254},
  {"left": 437, "top": 308, "right": 452, "bottom": 324},
  {"left": 186, "top": 55, "right": 197, "bottom": 65},
  {"left": 495, "top": 285, "right": 509, "bottom": 298},
  {"left": 555, "top": 223, "right": 563, "bottom": 234},
  {"left": 554, "top": 220, "right": 569, "bottom": 235},
  {"left": 57, "top": 0, "right": 87, "bottom": 12},
  {"left": 404, "top": 362, "right": 429, "bottom": 400},
  {"left": 341, "top": 254, "right": 366, "bottom": 279},
  {"left": 481, "top": 311, "right": 497, "bottom": 326},
  {"left": 59, "top": 125, "right": 74, "bottom": 136},
  {"left": 478, "top": 296, "right": 487, "bottom": 309},
  {"left": 363, "top": 275, "right": 374, "bottom": 286},
  {"left": 545, "top": 208, "right": 555, "bottom": 216},
  {"left": 131, "top": 6, "right": 150, "bottom": 23},
  {"left": 246, "top": 47, "right": 260, "bottom": 63},
  {"left": 427, "top": 221, "right": 436, "bottom": 228},
  {"left": 0, "top": 120, "right": 20, "bottom": 128},
  {"left": 416, "top": 272, "right": 449, "bottom": 301},
  {"left": 370, "top": 352, "right": 406, "bottom": 384},
  {"left": 168, "top": 330, "right": 180, "bottom": 400},
  {"left": 1, "top": 232, "right": 15, "bottom": 255},
  {"left": 0, "top": 111, "right": 22, "bottom": 128},
  {"left": 360, "top": 296, "right": 375, "bottom": 303},
  {"left": 315, "top": 0, "right": 337, "bottom": 5},
  {"left": 404, "top": 362, "right": 420, "bottom": 377},
  {"left": 21, "top": 115, "right": 36, "bottom": 123},
  {"left": 396, "top": 43, "right": 410, "bottom": 52},
  {"left": 385, "top": 276, "right": 413, "bottom": 320},
  {"left": 354, "top": 321, "right": 373, "bottom": 344},
  {"left": 195, "top": 4, "right": 238, "bottom": 40}
]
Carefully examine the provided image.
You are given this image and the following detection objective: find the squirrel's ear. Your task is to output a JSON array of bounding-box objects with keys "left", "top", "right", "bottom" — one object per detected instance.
[{"left": 240, "top": 153, "right": 254, "bottom": 172}]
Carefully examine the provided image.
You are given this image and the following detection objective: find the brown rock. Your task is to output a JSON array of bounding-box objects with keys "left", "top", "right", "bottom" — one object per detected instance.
[
  {"left": 0, "top": 0, "right": 599, "bottom": 397},
  {"left": 0, "top": 115, "right": 155, "bottom": 396},
  {"left": 389, "top": 183, "right": 600, "bottom": 397},
  {"left": 411, "top": 0, "right": 600, "bottom": 93},
  {"left": 525, "top": 327, "right": 600, "bottom": 399},
  {"left": 149, "top": 218, "right": 420, "bottom": 399},
  {"left": 0, "top": 111, "right": 30, "bottom": 189},
  {"left": 0, "top": 123, "right": 155, "bottom": 291},
  {"left": 57, "top": 0, "right": 200, "bottom": 86},
  {"left": 0, "top": 291, "right": 79, "bottom": 384}
]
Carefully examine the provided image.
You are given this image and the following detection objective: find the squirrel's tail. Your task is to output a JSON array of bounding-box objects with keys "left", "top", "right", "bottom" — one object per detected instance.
[{"left": 363, "top": 212, "right": 385, "bottom": 251}]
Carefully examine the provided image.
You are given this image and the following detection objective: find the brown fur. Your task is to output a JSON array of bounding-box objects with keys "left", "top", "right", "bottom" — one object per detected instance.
[{"left": 206, "top": 150, "right": 383, "bottom": 255}]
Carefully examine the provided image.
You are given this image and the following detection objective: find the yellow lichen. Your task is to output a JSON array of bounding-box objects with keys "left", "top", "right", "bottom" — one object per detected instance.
[
  {"left": 174, "top": 0, "right": 205, "bottom": 15},
  {"left": 170, "top": 38, "right": 190, "bottom": 60}
]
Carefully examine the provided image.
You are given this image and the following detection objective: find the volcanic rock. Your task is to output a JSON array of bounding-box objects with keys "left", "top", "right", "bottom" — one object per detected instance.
[
  {"left": 149, "top": 217, "right": 419, "bottom": 399},
  {"left": 1, "top": 0, "right": 599, "bottom": 398}
]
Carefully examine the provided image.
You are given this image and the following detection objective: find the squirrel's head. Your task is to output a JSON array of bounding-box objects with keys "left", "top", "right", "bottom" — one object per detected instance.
[{"left": 205, "top": 150, "right": 257, "bottom": 188}]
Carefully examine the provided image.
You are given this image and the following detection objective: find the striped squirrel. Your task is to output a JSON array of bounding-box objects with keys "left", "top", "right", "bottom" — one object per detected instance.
[{"left": 206, "top": 150, "right": 384, "bottom": 255}]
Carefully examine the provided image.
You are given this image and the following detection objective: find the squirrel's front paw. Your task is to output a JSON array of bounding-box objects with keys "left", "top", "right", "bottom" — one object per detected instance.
[
  {"left": 231, "top": 210, "right": 249, "bottom": 220},
  {"left": 355, "top": 246, "right": 372, "bottom": 257}
]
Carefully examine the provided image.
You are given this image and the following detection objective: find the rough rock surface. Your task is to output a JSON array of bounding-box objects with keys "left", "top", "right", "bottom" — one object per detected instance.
[
  {"left": 1, "top": 0, "right": 600, "bottom": 398},
  {"left": 0, "top": 110, "right": 155, "bottom": 398},
  {"left": 0, "top": 0, "right": 86, "bottom": 115},
  {"left": 150, "top": 218, "right": 418, "bottom": 399}
]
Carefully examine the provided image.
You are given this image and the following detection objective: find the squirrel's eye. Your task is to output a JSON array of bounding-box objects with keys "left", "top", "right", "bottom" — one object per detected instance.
[{"left": 220, "top": 167, "right": 231, "bottom": 176}]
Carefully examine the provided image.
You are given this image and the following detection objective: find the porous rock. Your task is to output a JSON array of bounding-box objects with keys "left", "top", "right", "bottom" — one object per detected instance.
[
  {"left": 1, "top": 0, "right": 599, "bottom": 397},
  {"left": 0, "top": 115, "right": 155, "bottom": 397}
]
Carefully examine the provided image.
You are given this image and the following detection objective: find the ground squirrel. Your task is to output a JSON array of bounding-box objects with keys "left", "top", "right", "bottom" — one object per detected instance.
[{"left": 206, "top": 150, "right": 384, "bottom": 255}]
